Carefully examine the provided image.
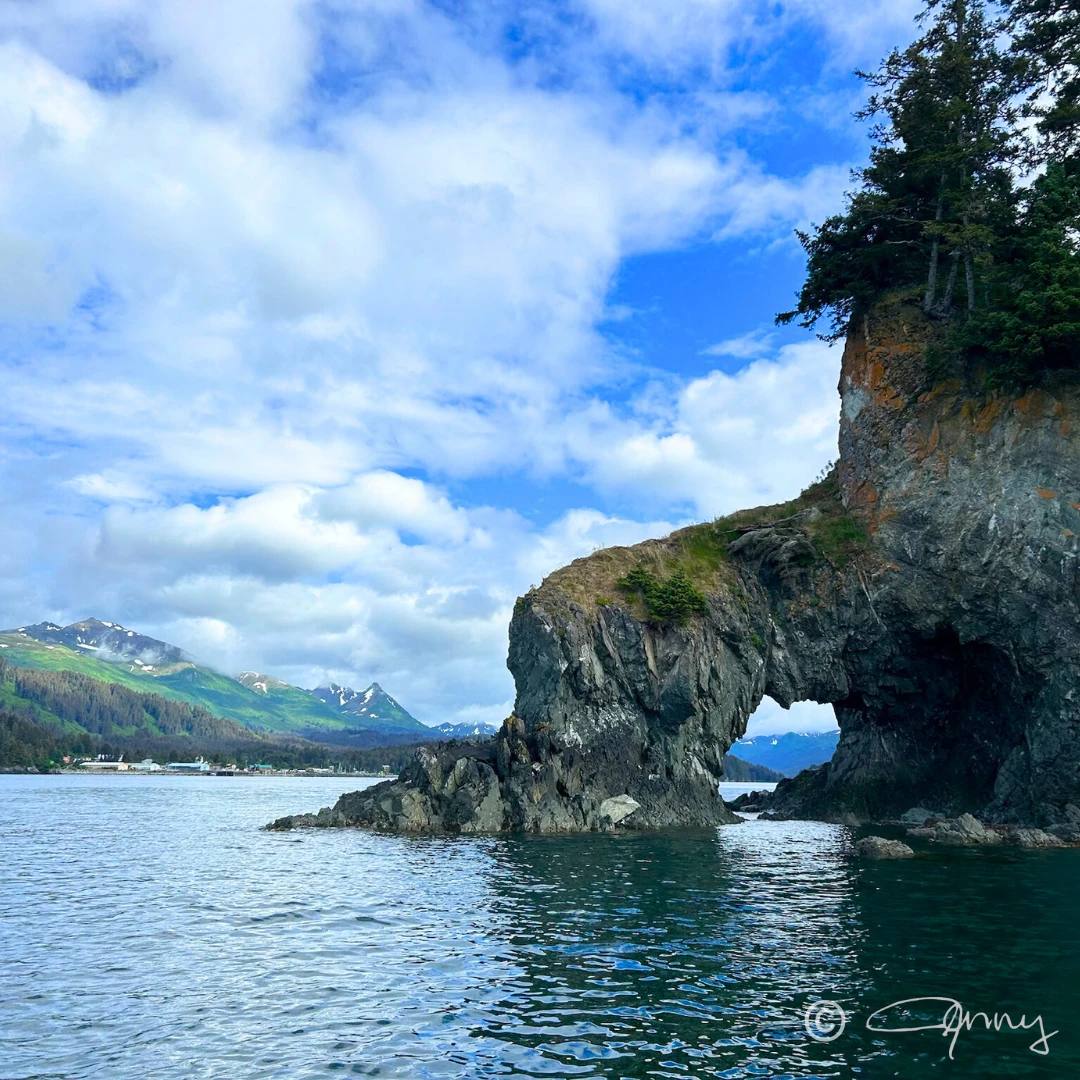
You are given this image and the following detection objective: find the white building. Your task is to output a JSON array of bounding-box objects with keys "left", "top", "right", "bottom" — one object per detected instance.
[{"left": 165, "top": 759, "right": 210, "bottom": 773}]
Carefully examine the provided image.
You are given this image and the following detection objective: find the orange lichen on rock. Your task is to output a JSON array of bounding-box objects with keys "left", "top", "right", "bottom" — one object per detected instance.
[{"left": 973, "top": 399, "right": 1004, "bottom": 435}]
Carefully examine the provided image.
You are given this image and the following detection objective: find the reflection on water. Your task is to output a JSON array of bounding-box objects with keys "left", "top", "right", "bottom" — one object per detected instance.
[{"left": 0, "top": 775, "right": 1075, "bottom": 1079}]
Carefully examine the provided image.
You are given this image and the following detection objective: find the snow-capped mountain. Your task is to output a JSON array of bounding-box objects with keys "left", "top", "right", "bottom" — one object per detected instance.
[
  {"left": 4, "top": 616, "right": 445, "bottom": 742},
  {"left": 309, "top": 682, "right": 427, "bottom": 733},
  {"left": 733, "top": 731, "right": 840, "bottom": 777},
  {"left": 237, "top": 671, "right": 292, "bottom": 694},
  {"left": 434, "top": 721, "right": 498, "bottom": 740},
  {"left": 6, "top": 618, "right": 190, "bottom": 670}
]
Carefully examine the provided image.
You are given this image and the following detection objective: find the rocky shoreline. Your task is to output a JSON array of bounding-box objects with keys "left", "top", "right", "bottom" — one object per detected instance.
[{"left": 266, "top": 717, "right": 730, "bottom": 833}]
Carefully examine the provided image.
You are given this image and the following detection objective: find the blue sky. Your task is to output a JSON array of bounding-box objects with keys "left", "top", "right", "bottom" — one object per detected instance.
[{"left": 0, "top": 0, "right": 921, "bottom": 735}]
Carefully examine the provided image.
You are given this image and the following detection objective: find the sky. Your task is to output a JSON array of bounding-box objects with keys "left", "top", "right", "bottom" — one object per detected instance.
[{"left": 0, "top": 0, "right": 922, "bottom": 737}]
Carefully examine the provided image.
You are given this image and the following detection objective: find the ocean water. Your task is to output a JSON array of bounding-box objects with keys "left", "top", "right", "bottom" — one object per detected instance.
[{"left": 1, "top": 774, "right": 1076, "bottom": 1080}]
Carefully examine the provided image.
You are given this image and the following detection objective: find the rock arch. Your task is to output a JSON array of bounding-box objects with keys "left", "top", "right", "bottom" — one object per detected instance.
[{"left": 269, "top": 302, "right": 1080, "bottom": 832}]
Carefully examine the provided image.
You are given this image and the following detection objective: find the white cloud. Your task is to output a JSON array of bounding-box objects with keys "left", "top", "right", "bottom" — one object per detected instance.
[
  {"left": 701, "top": 327, "right": 775, "bottom": 359},
  {"left": 744, "top": 697, "right": 838, "bottom": 738},
  {"left": 575, "top": 340, "right": 840, "bottom": 517},
  {"left": 581, "top": 0, "right": 922, "bottom": 71},
  {"left": 67, "top": 472, "right": 152, "bottom": 502},
  {"left": 59, "top": 474, "right": 673, "bottom": 723},
  {"left": 711, "top": 158, "right": 851, "bottom": 240},
  {"left": 0, "top": 0, "right": 865, "bottom": 733}
]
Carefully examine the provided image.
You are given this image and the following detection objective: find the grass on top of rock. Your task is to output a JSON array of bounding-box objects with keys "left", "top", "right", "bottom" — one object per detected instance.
[
  {"left": 541, "top": 468, "right": 868, "bottom": 616},
  {"left": 615, "top": 567, "right": 709, "bottom": 625},
  {"left": 678, "top": 468, "right": 869, "bottom": 571}
]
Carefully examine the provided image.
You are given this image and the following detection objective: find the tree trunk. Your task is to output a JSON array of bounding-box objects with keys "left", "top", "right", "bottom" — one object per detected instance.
[
  {"left": 941, "top": 251, "right": 961, "bottom": 313},
  {"left": 924, "top": 181, "right": 947, "bottom": 315},
  {"left": 925, "top": 237, "right": 941, "bottom": 315},
  {"left": 961, "top": 211, "right": 976, "bottom": 311}
]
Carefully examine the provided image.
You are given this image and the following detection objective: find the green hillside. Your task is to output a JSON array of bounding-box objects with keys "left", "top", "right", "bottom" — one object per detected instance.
[
  {"left": 0, "top": 654, "right": 433, "bottom": 771},
  {"left": 0, "top": 634, "right": 351, "bottom": 735}
]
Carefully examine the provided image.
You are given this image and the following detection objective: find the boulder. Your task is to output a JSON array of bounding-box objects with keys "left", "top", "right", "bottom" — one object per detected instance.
[
  {"left": 1003, "top": 827, "right": 1065, "bottom": 849},
  {"left": 855, "top": 835, "right": 915, "bottom": 859},
  {"left": 599, "top": 794, "right": 641, "bottom": 825},
  {"left": 907, "top": 813, "right": 1001, "bottom": 845}
]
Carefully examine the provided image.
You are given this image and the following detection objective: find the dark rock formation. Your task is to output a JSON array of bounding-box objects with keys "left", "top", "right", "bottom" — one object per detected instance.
[
  {"left": 271, "top": 299, "right": 1080, "bottom": 833},
  {"left": 267, "top": 719, "right": 663, "bottom": 833}
]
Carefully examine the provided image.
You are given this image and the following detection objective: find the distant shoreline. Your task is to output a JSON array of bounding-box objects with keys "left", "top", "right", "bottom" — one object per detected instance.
[{"left": 1, "top": 768, "right": 392, "bottom": 779}]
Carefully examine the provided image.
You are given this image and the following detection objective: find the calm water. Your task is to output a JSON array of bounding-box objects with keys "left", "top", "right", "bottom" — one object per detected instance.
[{"left": 1, "top": 775, "right": 1077, "bottom": 1080}]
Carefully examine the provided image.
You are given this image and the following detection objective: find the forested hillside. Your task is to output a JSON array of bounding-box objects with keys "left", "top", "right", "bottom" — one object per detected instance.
[{"left": 0, "top": 655, "right": 455, "bottom": 771}]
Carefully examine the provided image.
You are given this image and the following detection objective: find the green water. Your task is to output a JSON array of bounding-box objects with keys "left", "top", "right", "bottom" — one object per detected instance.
[{"left": 1, "top": 774, "right": 1076, "bottom": 1078}]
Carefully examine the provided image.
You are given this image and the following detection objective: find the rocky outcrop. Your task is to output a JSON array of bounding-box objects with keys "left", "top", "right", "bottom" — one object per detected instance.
[
  {"left": 855, "top": 835, "right": 915, "bottom": 859},
  {"left": 272, "top": 298, "right": 1080, "bottom": 833},
  {"left": 903, "top": 813, "right": 1066, "bottom": 848},
  {"left": 267, "top": 718, "right": 667, "bottom": 833}
]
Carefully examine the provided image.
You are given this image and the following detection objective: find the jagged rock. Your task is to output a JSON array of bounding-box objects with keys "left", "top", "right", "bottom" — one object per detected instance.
[
  {"left": 1048, "top": 824, "right": 1080, "bottom": 843},
  {"left": 726, "top": 790, "right": 773, "bottom": 813},
  {"left": 267, "top": 722, "right": 672, "bottom": 833},
  {"left": 267, "top": 805, "right": 348, "bottom": 830},
  {"left": 273, "top": 299, "right": 1080, "bottom": 834},
  {"left": 899, "top": 807, "right": 941, "bottom": 825},
  {"left": 503, "top": 299, "right": 1080, "bottom": 832},
  {"left": 855, "top": 835, "right": 915, "bottom": 859},
  {"left": 901, "top": 815, "right": 1068, "bottom": 848},
  {"left": 1002, "top": 827, "right": 1065, "bottom": 848},
  {"left": 907, "top": 813, "right": 1001, "bottom": 845}
]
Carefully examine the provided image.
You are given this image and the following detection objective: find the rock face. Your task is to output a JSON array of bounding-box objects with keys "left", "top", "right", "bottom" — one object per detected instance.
[
  {"left": 271, "top": 299, "right": 1080, "bottom": 833},
  {"left": 766, "top": 302, "right": 1080, "bottom": 828}
]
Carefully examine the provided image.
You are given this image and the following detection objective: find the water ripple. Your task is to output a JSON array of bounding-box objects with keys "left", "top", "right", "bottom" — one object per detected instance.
[{"left": 1, "top": 775, "right": 1076, "bottom": 1078}]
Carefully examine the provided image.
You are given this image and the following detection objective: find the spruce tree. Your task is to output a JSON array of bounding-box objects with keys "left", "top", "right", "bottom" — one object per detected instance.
[
  {"left": 1008, "top": 0, "right": 1080, "bottom": 160},
  {"left": 779, "top": 0, "right": 1018, "bottom": 335}
]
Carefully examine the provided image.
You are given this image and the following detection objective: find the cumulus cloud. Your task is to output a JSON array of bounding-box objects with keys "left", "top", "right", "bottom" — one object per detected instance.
[
  {"left": 575, "top": 340, "right": 840, "bottom": 516},
  {"left": 73, "top": 475, "right": 675, "bottom": 723},
  {"left": 744, "top": 697, "right": 838, "bottom": 738},
  {"left": 700, "top": 327, "right": 775, "bottom": 359},
  {"left": 0, "top": 0, "right": 866, "bottom": 728}
]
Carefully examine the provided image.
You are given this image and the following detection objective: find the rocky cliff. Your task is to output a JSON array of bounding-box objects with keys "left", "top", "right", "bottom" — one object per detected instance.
[{"left": 269, "top": 298, "right": 1080, "bottom": 833}]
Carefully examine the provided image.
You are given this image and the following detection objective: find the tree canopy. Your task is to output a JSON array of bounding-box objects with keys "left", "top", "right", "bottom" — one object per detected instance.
[{"left": 779, "top": 0, "right": 1080, "bottom": 386}]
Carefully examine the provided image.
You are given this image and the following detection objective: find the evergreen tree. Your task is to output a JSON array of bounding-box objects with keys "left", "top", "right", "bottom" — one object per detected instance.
[
  {"left": 1008, "top": 0, "right": 1080, "bottom": 160},
  {"left": 962, "top": 160, "right": 1080, "bottom": 382},
  {"left": 779, "top": 0, "right": 1018, "bottom": 336}
]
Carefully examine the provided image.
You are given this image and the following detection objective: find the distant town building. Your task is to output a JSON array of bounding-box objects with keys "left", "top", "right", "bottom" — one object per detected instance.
[
  {"left": 80, "top": 755, "right": 128, "bottom": 771},
  {"left": 165, "top": 759, "right": 210, "bottom": 773},
  {"left": 130, "top": 759, "right": 162, "bottom": 772}
]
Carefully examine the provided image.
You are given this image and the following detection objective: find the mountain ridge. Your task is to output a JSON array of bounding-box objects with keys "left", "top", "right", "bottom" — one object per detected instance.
[
  {"left": 732, "top": 731, "right": 839, "bottom": 777},
  {"left": 1, "top": 618, "right": 454, "bottom": 741}
]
